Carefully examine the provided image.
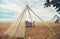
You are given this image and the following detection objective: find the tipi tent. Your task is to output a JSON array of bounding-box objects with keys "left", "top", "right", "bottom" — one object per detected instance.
[{"left": 3, "top": 5, "right": 52, "bottom": 38}]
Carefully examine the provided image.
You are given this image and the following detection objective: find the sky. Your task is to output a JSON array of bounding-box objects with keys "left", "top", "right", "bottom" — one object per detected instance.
[{"left": 0, "top": 0, "right": 60, "bottom": 22}]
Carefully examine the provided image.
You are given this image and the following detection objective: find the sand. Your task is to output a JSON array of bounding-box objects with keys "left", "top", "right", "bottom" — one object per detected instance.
[{"left": 0, "top": 22, "right": 60, "bottom": 39}]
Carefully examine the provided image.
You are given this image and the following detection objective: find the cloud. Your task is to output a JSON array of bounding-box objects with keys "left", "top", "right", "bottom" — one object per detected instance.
[
  {"left": 0, "top": 0, "right": 8, "bottom": 4},
  {"left": 0, "top": 18, "right": 15, "bottom": 22},
  {"left": 0, "top": 2, "right": 23, "bottom": 12},
  {"left": 0, "top": 0, "right": 59, "bottom": 22},
  {"left": 0, "top": 14, "right": 16, "bottom": 18},
  {"left": 0, "top": 8, "right": 18, "bottom": 19}
]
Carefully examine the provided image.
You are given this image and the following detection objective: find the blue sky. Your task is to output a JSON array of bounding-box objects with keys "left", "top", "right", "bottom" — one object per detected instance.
[{"left": 0, "top": 0, "right": 60, "bottom": 22}]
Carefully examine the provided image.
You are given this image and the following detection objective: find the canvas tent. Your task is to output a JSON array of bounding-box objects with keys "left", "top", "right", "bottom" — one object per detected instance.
[
  {"left": 3, "top": 5, "right": 27, "bottom": 37},
  {"left": 3, "top": 5, "right": 53, "bottom": 38}
]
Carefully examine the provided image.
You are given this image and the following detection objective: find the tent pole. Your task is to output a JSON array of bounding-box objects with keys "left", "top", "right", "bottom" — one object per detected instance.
[
  {"left": 13, "top": 6, "right": 27, "bottom": 36},
  {"left": 3, "top": 6, "right": 27, "bottom": 35},
  {"left": 10, "top": 6, "right": 27, "bottom": 28},
  {"left": 28, "top": 7, "right": 55, "bottom": 33},
  {"left": 29, "top": 7, "right": 52, "bottom": 28},
  {"left": 29, "top": 7, "right": 55, "bottom": 33},
  {"left": 27, "top": 8, "right": 33, "bottom": 22}
]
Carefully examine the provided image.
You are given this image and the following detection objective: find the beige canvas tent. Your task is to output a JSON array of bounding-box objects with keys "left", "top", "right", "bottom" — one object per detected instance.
[
  {"left": 3, "top": 5, "right": 27, "bottom": 38},
  {"left": 3, "top": 5, "right": 53, "bottom": 38}
]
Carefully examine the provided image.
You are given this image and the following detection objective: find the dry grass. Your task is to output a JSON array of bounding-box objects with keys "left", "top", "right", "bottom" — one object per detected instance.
[{"left": 0, "top": 22, "right": 60, "bottom": 39}]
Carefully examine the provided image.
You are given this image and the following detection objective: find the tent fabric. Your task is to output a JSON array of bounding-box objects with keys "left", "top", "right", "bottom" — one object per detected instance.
[
  {"left": 15, "top": 22, "right": 25, "bottom": 37},
  {"left": 4, "top": 21, "right": 25, "bottom": 37},
  {"left": 3, "top": 6, "right": 27, "bottom": 37}
]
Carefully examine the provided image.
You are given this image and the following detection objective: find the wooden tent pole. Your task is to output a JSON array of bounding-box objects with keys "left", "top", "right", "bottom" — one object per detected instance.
[
  {"left": 28, "top": 8, "right": 33, "bottom": 22},
  {"left": 29, "top": 7, "right": 55, "bottom": 33},
  {"left": 29, "top": 8, "right": 54, "bottom": 31},
  {"left": 29, "top": 7, "right": 52, "bottom": 28},
  {"left": 15, "top": 6, "right": 27, "bottom": 26},
  {"left": 14, "top": 6, "right": 27, "bottom": 36},
  {"left": 3, "top": 6, "right": 27, "bottom": 35},
  {"left": 10, "top": 6, "right": 27, "bottom": 28}
]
